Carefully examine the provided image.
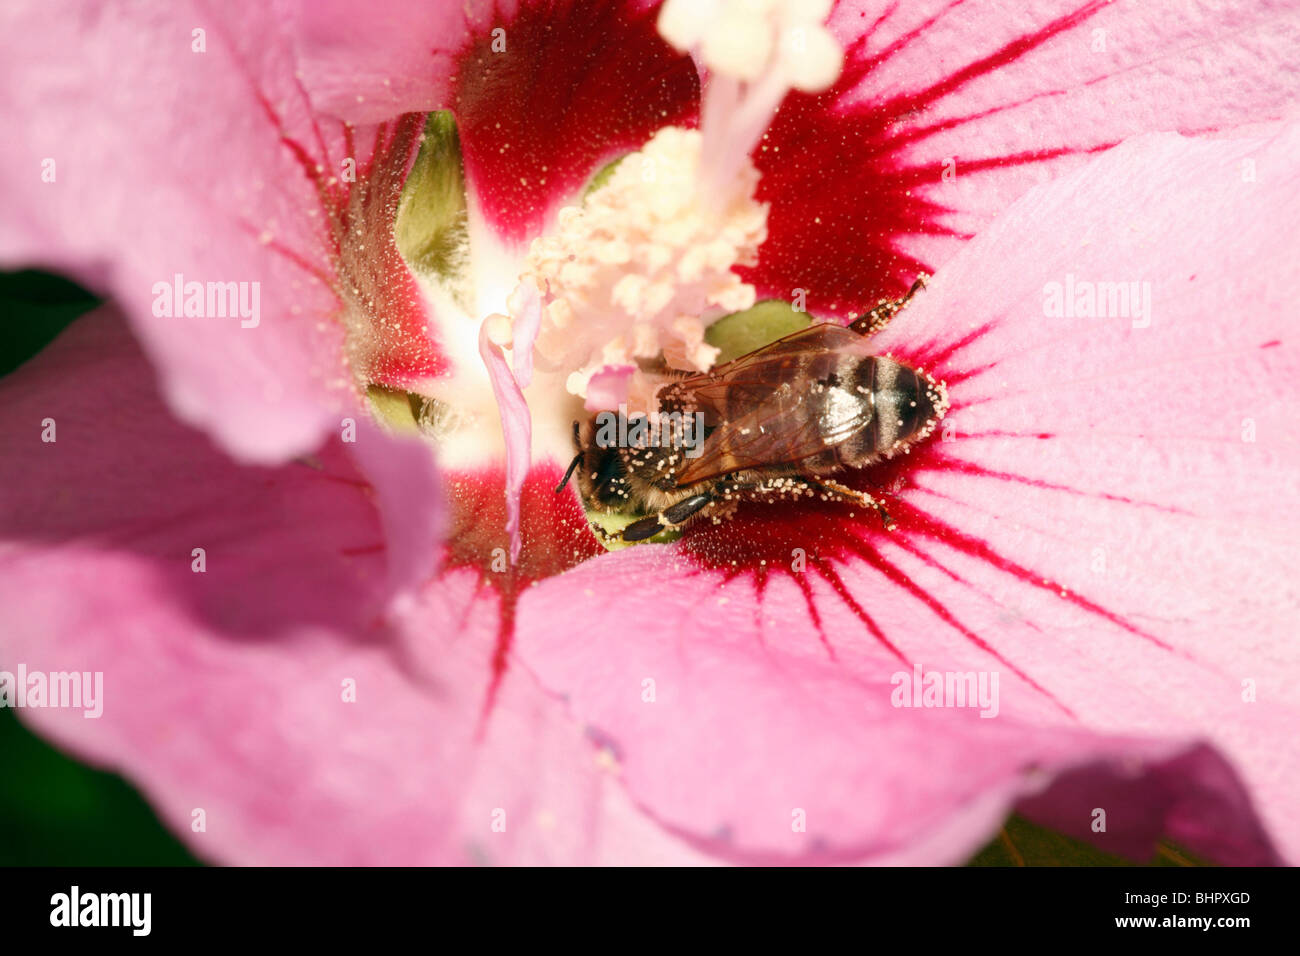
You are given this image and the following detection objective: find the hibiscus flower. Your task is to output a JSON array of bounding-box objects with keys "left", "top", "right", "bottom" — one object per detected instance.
[{"left": 1, "top": 0, "right": 1296, "bottom": 865}]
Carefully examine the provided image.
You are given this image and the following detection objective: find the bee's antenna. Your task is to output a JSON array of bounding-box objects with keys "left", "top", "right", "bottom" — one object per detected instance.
[{"left": 555, "top": 452, "right": 582, "bottom": 494}]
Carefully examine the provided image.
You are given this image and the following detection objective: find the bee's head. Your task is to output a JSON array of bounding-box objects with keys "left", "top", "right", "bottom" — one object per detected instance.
[{"left": 555, "top": 417, "right": 628, "bottom": 511}]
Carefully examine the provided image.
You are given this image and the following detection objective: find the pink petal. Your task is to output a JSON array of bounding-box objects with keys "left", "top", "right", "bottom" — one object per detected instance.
[
  {"left": 515, "top": 124, "right": 1300, "bottom": 864},
  {"left": 509, "top": 277, "right": 543, "bottom": 389},
  {"left": 288, "top": 0, "right": 469, "bottom": 124},
  {"left": 345, "top": 413, "right": 445, "bottom": 604},
  {"left": 0, "top": 2, "right": 444, "bottom": 462},
  {"left": 584, "top": 364, "right": 636, "bottom": 411},
  {"left": 479, "top": 322, "right": 532, "bottom": 564},
  {"left": 0, "top": 309, "right": 696, "bottom": 865},
  {"left": 293, "top": 0, "right": 700, "bottom": 242},
  {"left": 743, "top": 0, "right": 1300, "bottom": 310}
]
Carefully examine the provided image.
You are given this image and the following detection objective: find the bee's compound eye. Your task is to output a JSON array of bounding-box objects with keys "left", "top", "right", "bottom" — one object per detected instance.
[{"left": 593, "top": 449, "right": 622, "bottom": 491}]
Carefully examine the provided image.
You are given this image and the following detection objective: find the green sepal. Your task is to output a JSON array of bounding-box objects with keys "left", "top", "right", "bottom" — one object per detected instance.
[
  {"left": 394, "top": 111, "right": 471, "bottom": 309},
  {"left": 366, "top": 386, "right": 422, "bottom": 434},
  {"left": 704, "top": 299, "right": 812, "bottom": 364}
]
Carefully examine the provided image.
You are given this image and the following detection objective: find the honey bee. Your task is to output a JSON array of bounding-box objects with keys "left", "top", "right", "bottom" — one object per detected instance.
[{"left": 555, "top": 277, "right": 948, "bottom": 542}]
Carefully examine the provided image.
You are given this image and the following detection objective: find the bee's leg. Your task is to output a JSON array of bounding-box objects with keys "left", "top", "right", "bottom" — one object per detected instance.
[
  {"left": 620, "top": 493, "right": 715, "bottom": 542},
  {"left": 848, "top": 274, "right": 929, "bottom": 337},
  {"left": 587, "top": 521, "right": 620, "bottom": 545},
  {"left": 808, "top": 478, "right": 894, "bottom": 529}
]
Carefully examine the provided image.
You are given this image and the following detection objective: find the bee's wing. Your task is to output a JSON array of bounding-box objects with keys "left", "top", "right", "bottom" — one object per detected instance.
[
  {"left": 662, "top": 323, "right": 866, "bottom": 413},
  {"left": 663, "top": 323, "right": 875, "bottom": 485}
]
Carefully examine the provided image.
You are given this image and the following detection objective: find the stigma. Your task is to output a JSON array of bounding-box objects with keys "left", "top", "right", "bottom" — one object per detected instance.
[{"left": 659, "top": 0, "right": 845, "bottom": 207}]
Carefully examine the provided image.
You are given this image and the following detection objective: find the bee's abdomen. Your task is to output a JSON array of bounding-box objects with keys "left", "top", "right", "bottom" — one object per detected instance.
[
  {"left": 863, "top": 356, "right": 938, "bottom": 455},
  {"left": 802, "top": 356, "right": 938, "bottom": 472}
]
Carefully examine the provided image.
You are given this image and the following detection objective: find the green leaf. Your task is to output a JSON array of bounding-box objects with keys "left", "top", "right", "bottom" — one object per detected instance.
[
  {"left": 0, "top": 270, "right": 99, "bottom": 376},
  {"left": 967, "top": 814, "right": 1210, "bottom": 867},
  {"left": 0, "top": 710, "right": 201, "bottom": 865},
  {"left": 704, "top": 299, "right": 811, "bottom": 364}
]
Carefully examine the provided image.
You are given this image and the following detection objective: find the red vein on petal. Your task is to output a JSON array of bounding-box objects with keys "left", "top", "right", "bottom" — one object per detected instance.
[
  {"left": 752, "top": 562, "right": 772, "bottom": 646},
  {"left": 812, "top": 557, "right": 907, "bottom": 664},
  {"left": 791, "top": 569, "right": 838, "bottom": 661},
  {"left": 442, "top": 468, "right": 604, "bottom": 732},
  {"left": 743, "top": 1, "right": 1115, "bottom": 310},
  {"left": 686, "top": 518, "right": 908, "bottom": 664},
  {"left": 887, "top": 531, "right": 1050, "bottom": 644},
  {"left": 901, "top": 322, "right": 995, "bottom": 372},
  {"left": 889, "top": 17, "right": 1277, "bottom": 156},
  {"left": 838, "top": 530, "right": 1077, "bottom": 719},
  {"left": 481, "top": 572, "right": 519, "bottom": 734},
  {"left": 956, "top": 431, "right": 1056, "bottom": 442},
  {"left": 924, "top": 143, "right": 1117, "bottom": 178},
  {"left": 873, "top": 0, "right": 1109, "bottom": 121},
  {"left": 240, "top": 227, "right": 335, "bottom": 289},
  {"left": 889, "top": 497, "right": 1176, "bottom": 654},
  {"left": 918, "top": 454, "right": 1193, "bottom": 516},
  {"left": 845, "top": 0, "right": 968, "bottom": 81},
  {"left": 340, "top": 543, "right": 385, "bottom": 557},
  {"left": 220, "top": 39, "right": 447, "bottom": 386}
]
